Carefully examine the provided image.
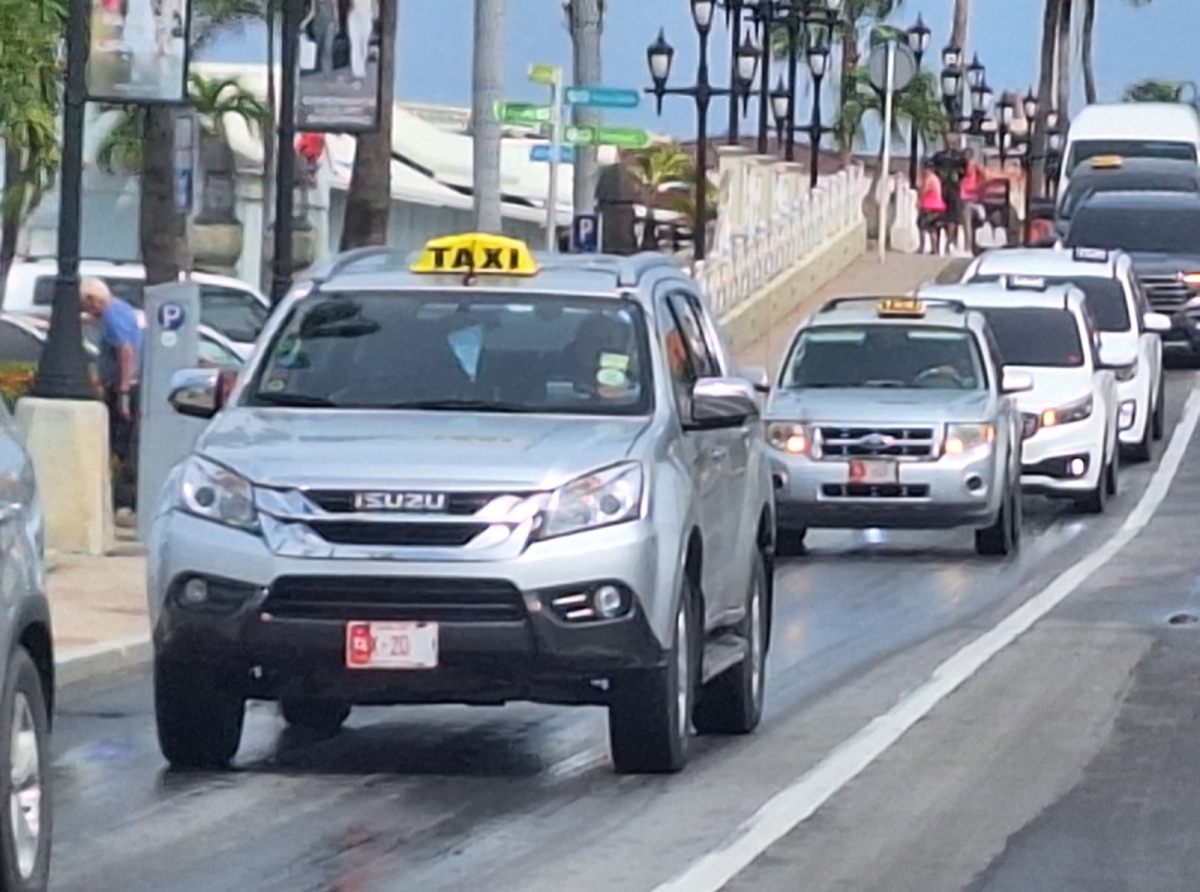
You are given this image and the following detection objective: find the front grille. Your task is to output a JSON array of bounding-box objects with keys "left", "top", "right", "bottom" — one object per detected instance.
[
  {"left": 818, "top": 426, "right": 936, "bottom": 458},
  {"left": 821, "top": 483, "right": 931, "bottom": 499},
  {"left": 306, "top": 521, "right": 487, "bottom": 547},
  {"left": 1138, "top": 274, "right": 1190, "bottom": 311},
  {"left": 263, "top": 576, "right": 526, "bottom": 622},
  {"left": 303, "top": 490, "right": 520, "bottom": 516}
]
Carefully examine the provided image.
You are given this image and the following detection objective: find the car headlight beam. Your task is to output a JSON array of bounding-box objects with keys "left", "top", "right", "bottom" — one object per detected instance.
[
  {"left": 944, "top": 423, "right": 994, "bottom": 456},
  {"left": 539, "top": 462, "right": 644, "bottom": 540},
  {"left": 1040, "top": 395, "right": 1093, "bottom": 428},
  {"left": 178, "top": 456, "right": 258, "bottom": 530}
]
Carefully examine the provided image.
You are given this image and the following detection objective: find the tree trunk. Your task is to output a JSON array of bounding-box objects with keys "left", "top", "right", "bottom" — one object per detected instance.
[
  {"left": 1033, "top": 0, "right": 1061, "bottom": 196},
  {"left": 838, "top": 33, "right": 859, "bottom": 164},
  {"left": 340, "top": 0, "right": 399, "bottom": 249},
  {"left": 140, "top": 105, "right": 185, "bottom": 285},
  {"left": 568, "top": 0, "right": 602, "bottom": 217},
  {"left": 1081, "top": 0, "right": 1096, "bottom": 105},
  {"left": 472, "top": 0, "right": 505, "bottom": 233},
  {"left": 260, "top": 0, "right": 278, "bottom": 292},
  {"left": 951, "top": 0, "right": 970, "bottom": 52},
  {"left": 1055, "top": 0, "right": 1073, "bottom": 119},
  {"left": 0, "top": 146, "right": 22, "bottom": 307}
]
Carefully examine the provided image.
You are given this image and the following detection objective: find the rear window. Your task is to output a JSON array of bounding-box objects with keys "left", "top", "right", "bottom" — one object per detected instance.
[
  {"left": 1059, "top": 176, "right": 1200, "bottom": 220},
  {"left": 1065, "top": 206, "right": 1200, "bottom": 254},
  {"left": 1068, "top": 139, "right": 1197, "bottom": 171},
  {"left": 33, "top": 276, "right": 145, "bottom": 308},
  {"left": 979, "top": 308, "right": 1085, "bottom": 368}
]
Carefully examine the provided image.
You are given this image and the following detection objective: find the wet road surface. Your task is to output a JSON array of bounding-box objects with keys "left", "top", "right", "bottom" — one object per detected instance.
[{"left": 48, "top": 368, "right": 1200, "bottom": 892}]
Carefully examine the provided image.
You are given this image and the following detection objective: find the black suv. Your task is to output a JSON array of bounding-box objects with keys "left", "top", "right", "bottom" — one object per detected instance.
[
  {"left": 1065, "top": 190, "right": 1200, "bottom": 354},
  {"left": 1055, "top": 157, "right": 1200, "bottom": 239}
]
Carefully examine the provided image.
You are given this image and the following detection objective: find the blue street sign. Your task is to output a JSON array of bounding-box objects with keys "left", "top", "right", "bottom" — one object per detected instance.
[
  {"left": 564, "top": 86, "right": 641, "bottom": 109},
  {"left": 529, "top": 144, "right": 577, "bottom": 164},
  {"left": 572, "top": 213, "right": 600, "bottom": 253}
]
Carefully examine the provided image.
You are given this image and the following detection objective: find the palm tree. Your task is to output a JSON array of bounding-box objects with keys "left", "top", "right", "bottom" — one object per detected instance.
[
  {"left": 630, "top": 143, "right": 693, "bottom": 248},
  {"left": 950, "top": 0, "right": 969, "bottom": 50},
  {"left": 834, "top": 66, "right": 945, "bottom": 157},
  {"left": 1080, "top": 0, "right": 1096, "bottom": 103},
  {"left": 1055, "top": 0, "right": 1073, "bottom": 119},
  {"left": 566, "top": 0, "right": 604, "bottom": 216},
  {"left": 340, "top": 0, "right": 400, "bottom": 249},
  {"left": 1033, "top": 0, "right": 1062, "bottom": 193}
]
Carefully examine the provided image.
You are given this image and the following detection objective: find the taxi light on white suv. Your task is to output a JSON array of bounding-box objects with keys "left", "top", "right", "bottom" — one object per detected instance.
[
  {"left": 539, "top": 462, "right": 644, "bottom": 540},
  {"left": 178, "top": 457, "right": 257, "bottom": 530},
  {"left": 766, "top": 422, "right": 810, "bottom": 454},
  {"left": 1040, "top": 395, "right": 1093, "bottom": 428},
  {"left": 944, "top": 423, "right": 995, "bottom": 456}
]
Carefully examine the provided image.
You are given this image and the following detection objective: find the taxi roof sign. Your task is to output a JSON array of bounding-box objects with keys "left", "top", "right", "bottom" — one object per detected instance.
[
  {"left": 411, "top": 233, "right": 539, "bottom": 277},
  {"left": 1006, "top": 275, "right": 1048, "bottom": 291},
  {"left": 876, "top": 298, "right": 926, "bottom": 317},
  {"left": 1089, "top": 155, "right": 1124, "bottom": 169},
  {"left": 1072, "top": 246, "right": 1110, "bottom": 263}
]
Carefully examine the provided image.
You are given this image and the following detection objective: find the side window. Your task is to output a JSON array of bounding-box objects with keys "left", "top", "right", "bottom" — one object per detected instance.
[
  {"left": 659, "top": 300, "right": 699, "bottom": 416},
  {"left": 667, "top": 293, "right": 720, "bottom": 379},
  {"left": 982, "top": 327, "right": 1006, "bottom": 376},
  {"left": 684, "top": 293, "right": 732, "bottom": 376},
  {"left": 199, "top": 286, "right": 269, "bottom": 343},
  {"left": 0, "top": 323, "right": 43, "bottom": 364}
]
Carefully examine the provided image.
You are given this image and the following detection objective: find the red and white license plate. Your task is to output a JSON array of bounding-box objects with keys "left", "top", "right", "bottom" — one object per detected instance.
[
  {"left": 848, "top": 459, "right": 899, "bottom": 484},
  {"left": 345, "top": 621, "right": 439, "bottom": 670}
]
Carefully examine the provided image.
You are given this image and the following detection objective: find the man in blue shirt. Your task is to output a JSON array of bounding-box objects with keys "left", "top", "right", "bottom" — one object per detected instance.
[{"left": 80, "top": 277, "right": 144, "bottom": 513}]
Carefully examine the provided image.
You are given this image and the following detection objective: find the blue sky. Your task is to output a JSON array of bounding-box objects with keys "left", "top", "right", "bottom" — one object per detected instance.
[{"left": 202, "top": 0, "right": 1200, "bottom": 140}]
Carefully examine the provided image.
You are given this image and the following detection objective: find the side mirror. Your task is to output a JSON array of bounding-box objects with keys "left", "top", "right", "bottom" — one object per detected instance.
[
  {"left": 1144, "top": 312, "right": 1172, "bottom": 334},
  {"left": 168, "top": 367, "right": 224, "bottom": 419},
  {"left": 1097, "top": 340, "right": 1137, "bottom": 371},
  {"left": 689, "top": 377, "right": 760, "bottom": 428},
  {"left": 740, "top": 366, "right": 770, "bottom": 394},
  {"left": 1001, "top": 369, "right": 1035, "bottom": 394}
]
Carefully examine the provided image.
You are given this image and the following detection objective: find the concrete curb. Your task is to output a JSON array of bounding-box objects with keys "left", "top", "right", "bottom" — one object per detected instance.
[{"left": 55, "top": 634, "right": 152, "bottom": 689}]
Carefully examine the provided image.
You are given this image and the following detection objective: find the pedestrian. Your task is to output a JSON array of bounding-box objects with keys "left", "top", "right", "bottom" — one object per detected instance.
[
  {"left": 79, "top": 277, "right": 144, "bottom": 516},
  {"left": 961, "top": 149, "right": 985, "bottom": 254},
  {"left": 932, "top": 136, "right": 969, "bottom": 255},
  {"left": 917, "top": 159, "right": 947, "bottom": 255},
  {"left": 346, "top": 0, "right": 374, "bottom": 83},
  {"left": 301, "top": 0, "right": 338, "bottom": 76}
]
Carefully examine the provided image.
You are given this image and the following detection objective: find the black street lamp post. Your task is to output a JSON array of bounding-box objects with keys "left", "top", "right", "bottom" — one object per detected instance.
[
  {"left": 270, "top": 0, "right": 302, "bottom": 305},
  {"left": 906, "top": 14, "right": 932, "bottom": 188},
  {"left": 1013, "top": 91, "right": 1065, "bottom": 243},
  {"left": 940, "top": 44, "right": 963, "bottom": 122},
  {"left": 996, "top": 95, "right": 1015, "bottom": 166},
  {"left": 29, "top": 0, "right": 95, "bottom": 399},
  {"left": 770, "top": 39, "right": 832, "bottom": 188},
  {"left": 722, "top": 0, "right": 760, "bottom": 146},
  {"left": 749, "top": 0, "right": 775, "bottom": 154},
  {"left": 647, "top": 0, "right": 761, "bottom": 261},
  {"left": 776, "top": 0, "right": 842, "bottom": 164}
]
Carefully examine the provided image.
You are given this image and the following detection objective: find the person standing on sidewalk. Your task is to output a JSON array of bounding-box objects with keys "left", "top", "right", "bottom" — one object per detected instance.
[
  {"left": 80, "top": 277, "right": 144, "bottom": 516},
  {"left": 918, "top": 159, "right": 948, "bottom": 255},
  {"left": 960, "top": 149, "right": 985, "bottom": 254}
]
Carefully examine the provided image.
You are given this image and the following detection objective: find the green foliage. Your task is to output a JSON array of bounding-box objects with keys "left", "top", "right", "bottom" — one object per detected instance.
[
  {"left": 630, "top": 143, "right": 694, "bottom": 207},
  {"left": 834, "top": 66, "right": 946, "bottom": 154},
  {"left": 0, "top": 0, "right": 66, "bottom": 225},
  {"left": 1122, "top": 78, "right": 1198, "bottom": 105},
  {"left": 770, "top": 0, "right": 906, "bottom": 60}
]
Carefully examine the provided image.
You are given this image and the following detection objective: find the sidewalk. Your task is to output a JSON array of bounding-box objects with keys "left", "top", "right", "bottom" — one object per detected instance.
[{"left": 735, "top": 252, "right": 969, "bottom": 374}]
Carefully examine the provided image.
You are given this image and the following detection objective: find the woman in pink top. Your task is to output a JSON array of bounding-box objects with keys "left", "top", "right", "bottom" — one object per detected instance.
[
  {"left": 918, "top": 159, "right": 947, "bottom": 255},
  {"left": 960, "top": 150, "right": 985, "bottom": 253}
]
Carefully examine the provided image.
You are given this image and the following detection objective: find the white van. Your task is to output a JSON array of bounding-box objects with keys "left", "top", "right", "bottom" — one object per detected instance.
[
  {"left": 1059, "top": 102, "right": 1200, "bottom": 195},
  {"left": 2, "top": 258, "right": 270, "bottom": 359}
]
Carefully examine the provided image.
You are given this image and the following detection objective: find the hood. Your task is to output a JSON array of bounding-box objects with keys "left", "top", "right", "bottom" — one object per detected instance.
[
  {"left": 195, "top": 409, "right": 651, "bottom": 491},
  {"left": 1127, "top": 252, "right": 1200, "bottom": 275},
  {"left": 765, "top": 388, "right": 993, "bottom": 425},
  {"left": 1005, "top": 366, "right": 1094, "bottom": 413}
]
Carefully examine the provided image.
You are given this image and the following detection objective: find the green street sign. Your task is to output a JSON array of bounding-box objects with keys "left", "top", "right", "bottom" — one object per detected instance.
[
  {"left": 566, "top": 125, "right": 652, "bottom": 149},
  {"left": 496, "top": 102, "right": 552, "bottom": 125},
  {"left": 565, "top": 86, "right": 641, "bottom": 109},
  {"left": 528, "top": 63, "right": 560, "bottom": 86}
]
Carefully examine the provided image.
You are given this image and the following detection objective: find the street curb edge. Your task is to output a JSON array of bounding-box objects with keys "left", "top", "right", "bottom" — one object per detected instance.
[{"left": 55, "top": 634, "right": 153, "bottom": 689}]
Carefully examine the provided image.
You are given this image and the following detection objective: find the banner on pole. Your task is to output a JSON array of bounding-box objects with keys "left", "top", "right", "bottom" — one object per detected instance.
[
  {"left": 86, "top": 0, "right": 192, "bottom": 103},
  {"left": 296, "top": 0, "right": 383, "bottom": 133}
]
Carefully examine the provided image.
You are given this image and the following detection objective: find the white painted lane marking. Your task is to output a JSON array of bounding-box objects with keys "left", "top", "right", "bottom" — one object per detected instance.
[{"left": 650, "top": 381, "right": 1200, "bottom": 892}]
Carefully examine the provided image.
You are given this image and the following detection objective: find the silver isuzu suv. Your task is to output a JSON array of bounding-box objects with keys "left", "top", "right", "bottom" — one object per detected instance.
[{"left": 147, "top": 233, "right": 775, "bottom": 775}]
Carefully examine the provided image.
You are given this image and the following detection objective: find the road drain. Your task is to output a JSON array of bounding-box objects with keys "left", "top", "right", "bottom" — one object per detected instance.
[{"left": 1168, "top": 613, "right": 1199, "bottom": 626}]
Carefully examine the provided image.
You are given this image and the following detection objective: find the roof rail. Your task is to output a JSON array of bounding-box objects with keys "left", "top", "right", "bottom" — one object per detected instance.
[
  {"left": 616, "top": 252, "right": 682, "bottom": 287},
  {"left": 819, "top": 295, "right": 966, "bottom": 313},
  {"left": 309, "top": 246, "right": 411, "bottom": 284}
]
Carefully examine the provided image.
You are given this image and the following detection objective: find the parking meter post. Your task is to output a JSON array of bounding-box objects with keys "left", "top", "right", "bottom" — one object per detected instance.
[{"left": 137, "top": 282, "right": 205, "bottom": 544}]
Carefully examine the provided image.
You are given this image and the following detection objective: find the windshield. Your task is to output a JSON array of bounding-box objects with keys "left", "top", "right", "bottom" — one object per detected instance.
[
  {"left": 1068, "top": 139, "right": 1197, "bottom": 171},
  {"left": 1066, "top": 206, "right": 1200, "bottom": 254},
  {"left": 979, "top": 308, "right": 1085, "bottom": 367},
  {"left": 782, "top": 325, "right": 987, "bottom": 391},
  {"left": 246, "top": 291, "right": 652, "bottom": 415}
]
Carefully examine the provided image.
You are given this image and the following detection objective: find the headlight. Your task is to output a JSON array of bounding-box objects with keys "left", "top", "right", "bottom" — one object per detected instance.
[
  {"left": 944, "top": 423, "right": 994, "bottom": 456},
  {"left": 539, "top": 462, "right": 643, "bottom": 540},
  {"left": 1040, "top": 395, "right": 1093, "bottom": 427},
  {"left": 766, "top": 422, "right": 811, "bottom": 455},
  {"left": 177, "top": 456, "right": 258, "bottom": 530},
  {"left": 1113, "top": 360, "right": 1139, "bottom": 383}
]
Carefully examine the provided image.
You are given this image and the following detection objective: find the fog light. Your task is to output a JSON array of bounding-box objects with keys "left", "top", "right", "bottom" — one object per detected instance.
[
  {"left": 1069, "top": 458, "right": 1087, "bottom": 477},
  {"left": 182, "top": 578, "right": 209, "bottom": 605},
  {"left": 1119, "top": 400, "right": 1136, "bottom": 431},
  {"left": 593, "top": 584, "right": 627, "bottom": 619},
  {"left": 965, "top": 475, "right": 984, "bottom": 492}
]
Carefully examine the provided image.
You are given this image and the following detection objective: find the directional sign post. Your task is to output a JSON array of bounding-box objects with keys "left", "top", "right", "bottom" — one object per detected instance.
[
  {"left": 530, "top": 144, "right": 577, "bottom": 164},
  {"left": 496, "top": 102, "right": 552, "bottom": 126},
  {"left": 565, "top": 125, "right": 652, "bottom": 150},
  {"left": 564, "top": 86, "right": 642, "bottom": 110},
  {"left": 523, "top": 63, "right": 565, "bottom": 252}
]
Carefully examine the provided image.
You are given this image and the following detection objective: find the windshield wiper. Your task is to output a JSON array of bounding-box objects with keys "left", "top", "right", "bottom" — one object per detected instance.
[
  {"left": 250, "top": 392, "right": 339, "bottom": 407},
  {"left": 387, "top": 398, "right": 540, "bottom": 413}
]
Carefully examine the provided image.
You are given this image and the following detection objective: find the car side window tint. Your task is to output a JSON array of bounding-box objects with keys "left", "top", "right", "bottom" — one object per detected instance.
[
  {"left": 0, "top": 323, "right": 42, "bottom": 364},
  {"left": 683, "top": 293, "right": 731, "bottom": 376},
  {"left": 982, "top": 328, "right": 1006, "bottom": 379},
  {"left": 667, "top": 293, "right": 720, "bottom": 379},
  {"left": 659, "top": 300, "right": 699, "bottom": 416}
]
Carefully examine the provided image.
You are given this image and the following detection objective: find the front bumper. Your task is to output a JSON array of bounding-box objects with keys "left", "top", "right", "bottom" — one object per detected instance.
[
  {"left": 149, "top": 512, "right": 669, "bottom": 707},
  {"left": 770, "top": 450, "right": 1003, "bottom": 530},
  {"left": 1019, "top": 412, "right": 1106, "bottom": 495}
]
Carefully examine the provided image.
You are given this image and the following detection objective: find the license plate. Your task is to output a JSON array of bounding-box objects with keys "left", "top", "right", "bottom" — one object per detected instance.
[
  {"left": 848, "top": 459, "right": 898, "bottom": 484},
  {"left": 345, "top": 621, "right": 439, "bottom": 670}
]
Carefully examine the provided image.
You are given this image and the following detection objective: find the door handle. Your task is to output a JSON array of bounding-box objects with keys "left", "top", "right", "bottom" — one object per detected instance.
[{"left": 709, "top": 446, "right": 729, "bottom": 462}]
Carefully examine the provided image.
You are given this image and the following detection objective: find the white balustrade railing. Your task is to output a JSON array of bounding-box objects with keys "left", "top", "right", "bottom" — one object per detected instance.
[{"left": 694, "top": 151, "right": 871, "bottom": 320}]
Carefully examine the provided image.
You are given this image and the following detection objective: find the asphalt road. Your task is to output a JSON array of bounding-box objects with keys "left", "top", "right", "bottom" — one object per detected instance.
[{"left": 47, "top": 365, "right": 1200, "bottom": 892}]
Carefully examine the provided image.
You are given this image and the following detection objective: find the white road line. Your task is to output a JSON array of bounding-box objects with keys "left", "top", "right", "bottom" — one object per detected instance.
[{"left": 650, "top": 381, "right": 1200, "bottom": 892}]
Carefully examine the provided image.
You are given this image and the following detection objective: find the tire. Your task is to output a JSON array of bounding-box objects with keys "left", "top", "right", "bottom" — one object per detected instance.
[
  {"left": 280, "top": 698, "right": 351, "bottom": 734},
  {"left": 1075, "top": 454, "right": 1109, "bottom": 515},
  {"left": 775, "top": 527, "right": 807, "bottom": 558},
  {"left": 1009, "top": 483, "right": 1023, "bottom": 550},
  {"left": 975, "top": 484, "right": 1016, "bottom": 556},
  {"left": 154, "top": 658, "right": 245, "bottom": 770},
  {"left": 608, "top": 581, "right": 696, "bottom": 774},
  {"left": 1125, "top": 412, "right": 1152, "bottom": 463},
  {"left": 1106, "top": 446, "right": 1120, "bottom": 497},
  {"left": 1152, "top": 378, "right": 1165, "bottom": 441},
  {"left": 0, "top": 648, "right": 50, "bottom": 892},
  {"left": 693, "top": 553, "right": 769, "bottom": 736}
]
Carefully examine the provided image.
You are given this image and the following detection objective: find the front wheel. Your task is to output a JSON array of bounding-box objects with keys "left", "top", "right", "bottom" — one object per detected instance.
[
  {"left": 0, "top": 648, "right": 50, "bottom": 892},
  {"left": 608, "top": 582, "right": 696, "bottom": 774},
  {"left": 1152, "top": 377, "right": 1165, "bottom": 441},
  {"left": 694, "top": 553, "right": 769, "bottom": 735},
  {"left": 1075, "top": 454, "right": 1111, "bottom": 515},
  {"left": 155, "top": 659, "right": 245, "bottom": 770},
  {"left": 775, "top": 527, "right": 807, "bottom": 558},
  {"left": 975, "top": 484, "right": 1017, "bottom": 557}
]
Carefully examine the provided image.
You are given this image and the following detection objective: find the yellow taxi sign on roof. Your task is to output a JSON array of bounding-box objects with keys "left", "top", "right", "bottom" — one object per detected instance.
[
  {"left": 411, "top": 233, "right": 538, "bottom": 276},
  {"left": 876, "top": 298, "right": 926, "bottom": 317},
  {"left": 1089, "top": 155, "right": 1124, "bottom": 169}
]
